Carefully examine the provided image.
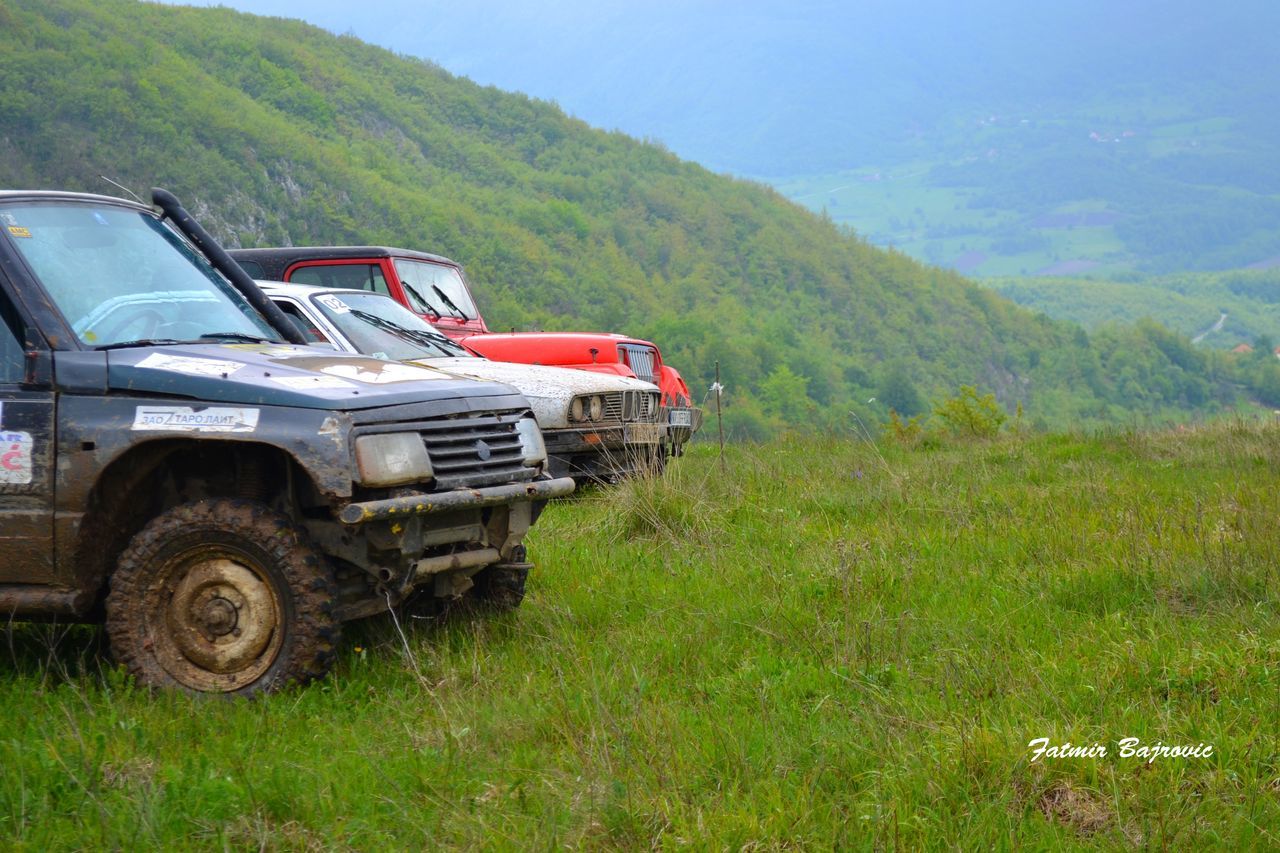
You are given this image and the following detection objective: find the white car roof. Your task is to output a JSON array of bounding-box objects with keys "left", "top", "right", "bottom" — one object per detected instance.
[{"left": 258, "top": 280, "right": 660, "bottom": 396}]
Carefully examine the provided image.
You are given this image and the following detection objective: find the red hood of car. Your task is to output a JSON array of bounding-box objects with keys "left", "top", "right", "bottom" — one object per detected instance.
[{"left": 459, "top": 331, "right": 661, "bottom": 366}]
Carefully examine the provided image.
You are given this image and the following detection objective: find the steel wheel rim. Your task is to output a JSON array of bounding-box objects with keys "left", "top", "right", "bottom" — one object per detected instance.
[{"left": 149, "top": 551, "right": 284, "bottom": 692}]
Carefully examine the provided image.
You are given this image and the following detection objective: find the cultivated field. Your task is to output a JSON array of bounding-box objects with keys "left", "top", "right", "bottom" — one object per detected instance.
[{"left": 3, "top": 424, "right": 1279, "bottom": 848}]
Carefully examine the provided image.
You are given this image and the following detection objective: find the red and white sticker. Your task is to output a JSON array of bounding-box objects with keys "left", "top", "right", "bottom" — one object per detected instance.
[{"left": 0, "top": 431, "right": 33, "bottom": 484}]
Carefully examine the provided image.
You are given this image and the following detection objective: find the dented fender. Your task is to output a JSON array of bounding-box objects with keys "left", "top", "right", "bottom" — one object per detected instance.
[{"left": 57, "top": 394, "right": 358, "bottom": 505}]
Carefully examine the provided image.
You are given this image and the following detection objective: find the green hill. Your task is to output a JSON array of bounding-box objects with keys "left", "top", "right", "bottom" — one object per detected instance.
[
  {"left": 0, "top": 0, "right": 1251, "bottom": 431},
  {"left": 986, "top": 268, "right": 1280, "bottom": 349}
]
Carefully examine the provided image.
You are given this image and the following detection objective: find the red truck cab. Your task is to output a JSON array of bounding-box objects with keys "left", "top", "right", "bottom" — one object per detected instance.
[{"left": 229, "top": 246, "right": 703, "bottom": 454}]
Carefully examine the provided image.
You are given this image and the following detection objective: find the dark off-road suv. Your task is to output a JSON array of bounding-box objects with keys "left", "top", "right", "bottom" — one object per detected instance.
[{"left": 0, "top": 189, "right": 574, "bottom": 694}]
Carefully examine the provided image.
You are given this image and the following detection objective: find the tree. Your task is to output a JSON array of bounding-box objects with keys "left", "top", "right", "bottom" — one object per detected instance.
[{"left": 876, "top": 362, "right": 926, "bottom": 417}]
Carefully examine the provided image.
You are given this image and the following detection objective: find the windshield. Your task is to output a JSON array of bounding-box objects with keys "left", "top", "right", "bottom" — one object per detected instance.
[
  {"left": 308, "top": 290, "right": 473, "bottom": 361},
  {"left": 393, "top": 258, "right": 478, "bottom": 320},
  {"left": 1, "top": 202, "right": 280, "bottom": 348}
]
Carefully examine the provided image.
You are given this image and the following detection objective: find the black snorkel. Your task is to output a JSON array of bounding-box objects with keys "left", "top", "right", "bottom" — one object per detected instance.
[{"left": 151, "top": 187, "right": 309, "bottom": 346}]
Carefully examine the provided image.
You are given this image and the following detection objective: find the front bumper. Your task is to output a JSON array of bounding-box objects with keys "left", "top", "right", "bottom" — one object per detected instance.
[
  {"left": 544, "top": 424, "right": 665, "bottom": 481},
  {"left": 663, "top": 406, "right": 705, "bottom": 450},
  {"left": 338, "top": 476, "right": 577, "bottom": 524},
  {"left": 543, "top": 423, "right": 663, "bottom": 453}
]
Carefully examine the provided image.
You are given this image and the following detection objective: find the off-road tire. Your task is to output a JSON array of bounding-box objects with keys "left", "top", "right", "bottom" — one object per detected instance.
[
  {"left": 469, "top": 563, "right": 529, "bottom": 611},
  {"left": 106, "top": 499, "right": 340, "bottom": 695}
]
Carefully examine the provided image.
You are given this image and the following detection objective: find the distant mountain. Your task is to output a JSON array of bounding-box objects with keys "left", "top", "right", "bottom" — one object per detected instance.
[
  {"left": 0, "top": 0, "right": 1248, "bottom": 430},
  {"left": 176, "top": 0, "right": 1280, "bottom": 275}
]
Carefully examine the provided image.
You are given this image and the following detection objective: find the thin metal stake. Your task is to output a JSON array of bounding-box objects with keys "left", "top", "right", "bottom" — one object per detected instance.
[{"left": 715, "top": 360, "right": 725, "bottom": 473}]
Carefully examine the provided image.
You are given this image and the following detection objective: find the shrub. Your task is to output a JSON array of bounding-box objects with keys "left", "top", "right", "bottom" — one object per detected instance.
[
  {"left": 933, "top": 385, "right": 1007, "bottom": 438},
  {"left": 884, "top": 408, "right": 924, "bottom": 446}
]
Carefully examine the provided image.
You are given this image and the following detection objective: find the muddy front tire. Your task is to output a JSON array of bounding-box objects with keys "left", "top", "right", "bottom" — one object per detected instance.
[{"left": 106, "top": 499, "right": 339, "bottom": 695}]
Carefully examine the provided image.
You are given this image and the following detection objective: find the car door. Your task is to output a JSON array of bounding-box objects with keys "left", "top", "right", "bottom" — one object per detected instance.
[{"left": 0, "top": 287, "right": 56, "bottom": 583}]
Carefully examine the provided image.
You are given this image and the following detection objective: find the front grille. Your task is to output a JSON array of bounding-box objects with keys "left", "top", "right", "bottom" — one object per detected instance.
[
  {"left": 603, "top": 392, "right": 624, "bottom": 421},
  {"left": 418, "top": 410, "right": 532, "bottom": 490},
  {"left": 620, "top": 344, "right": 658, "bottom": 385},
  {"left": 601, "top": 390, "right": 660, "bottom": 423}
]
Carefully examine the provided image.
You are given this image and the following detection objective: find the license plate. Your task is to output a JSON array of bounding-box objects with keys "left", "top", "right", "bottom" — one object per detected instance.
[
  {"left": 624, "top": 423, "right": 661, "bottom": 444},
  {"left": 668, "top": 408, "right": 692, "bottom": 428}
]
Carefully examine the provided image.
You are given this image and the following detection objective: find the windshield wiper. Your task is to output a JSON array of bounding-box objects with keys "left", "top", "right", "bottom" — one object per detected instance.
[
  {"left": 431, "top": 285, "right": 467, "bottom": 320},
  {"left": 400, "top": 283, "right": 444, "bottom": 317},
  {"left": 97, "top": 338, "right": 186, "bottom": 350},
  {"left": 349, "top": 310, "right": 465, "bottom": 357},
  {"left": 197, "top": 332, "right": 278, "bottom": 343}
]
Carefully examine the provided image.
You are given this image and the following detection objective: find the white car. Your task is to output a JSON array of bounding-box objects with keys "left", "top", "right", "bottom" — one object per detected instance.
[{"left": 259, "top": 282, "right": 665, "bottom": 481}]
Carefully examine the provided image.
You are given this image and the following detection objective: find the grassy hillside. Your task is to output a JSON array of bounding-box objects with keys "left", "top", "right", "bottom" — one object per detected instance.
[
  {"left": 986, "top": 268, "right": 1280, "bottom": 348},
  {"left": 0, "top": 0, "right": 1249, "bottom": 432},
  {"left": 3, "top": 425, "right": 1279, "bottom": 846},
  {"left": 777, "top": 121, "right": 1280, "bottom": 278},
  {"left": 183, "top": 1, "right": 1280, "bottom": 274}
]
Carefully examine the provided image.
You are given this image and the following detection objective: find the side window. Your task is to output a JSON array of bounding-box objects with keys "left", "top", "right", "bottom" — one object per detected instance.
[
  {"left": 0, "top": 295, "right": 25, "bottom": 384},
  {"left": 272, "top": 300, "right": 329, "bottom": 344},
  {"left": 236, "top": 259, "right": 266, "bottom": 278},
  {"left": 289, "top": 264, "right": 389, "bottom": 295}
]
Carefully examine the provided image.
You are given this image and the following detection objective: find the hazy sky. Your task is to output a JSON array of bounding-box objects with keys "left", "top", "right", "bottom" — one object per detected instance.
[{"left": 173, "top": 1, "right": 1277, "bottom": 176}]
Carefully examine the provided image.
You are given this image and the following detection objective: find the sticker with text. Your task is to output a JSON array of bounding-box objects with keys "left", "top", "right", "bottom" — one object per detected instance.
[
  {"left": 135, "top": 353, "right": 246, "bottom": 378},
  {"left": 7, "top": 225, "right": 31, "bottom": 239},
  {"left": 132, "top": 406, "right": 260, "bottom": 433},
  {"left": 0, "top": 431, "right": 34, "bottom": 484},
  {"left": 316, "top": 294, "right": 350, "bottom": 314}
]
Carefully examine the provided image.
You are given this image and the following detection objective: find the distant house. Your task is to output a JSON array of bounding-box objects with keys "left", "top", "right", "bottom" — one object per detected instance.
[{"left": 1233, "top": 343, "right": 1254, "bottom": 354}]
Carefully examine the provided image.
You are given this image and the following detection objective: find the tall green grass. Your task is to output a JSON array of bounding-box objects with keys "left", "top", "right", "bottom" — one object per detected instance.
[{"left": 2, "top": 425, "right": 1278, "bottom": 847}]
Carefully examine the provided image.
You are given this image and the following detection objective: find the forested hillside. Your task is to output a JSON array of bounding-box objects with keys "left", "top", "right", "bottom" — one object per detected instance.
[
  {"left": 0, "top": 0, "right": 1253, "bottom": 431},
  {"left": 987, "top": 268, "right": 1280, "bottom": 348},
  {"left": 194, "top": 0, "right": 1280, "bottom": 275}
]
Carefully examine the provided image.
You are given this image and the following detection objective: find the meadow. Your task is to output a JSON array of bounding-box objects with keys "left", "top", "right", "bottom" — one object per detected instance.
[{"left": 2, "top": 424, "right": 1279, "bottom": 848}]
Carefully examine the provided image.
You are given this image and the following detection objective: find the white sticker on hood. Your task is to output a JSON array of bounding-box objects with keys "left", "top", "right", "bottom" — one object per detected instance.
[
  {"left": 0, "top": 431, "right": 33, "bottom": 484},
  {"left": 271, "top": 375, "right": 357, "bottom": 390},
  {"left": 132, "top": 406, "right": 260, "bottom": 433},
  {"left": 135, "top": 353, "right": 246, "bottom": 377},
  {"left": 320, "top": 363, "right": 445, "bottom": 384}
]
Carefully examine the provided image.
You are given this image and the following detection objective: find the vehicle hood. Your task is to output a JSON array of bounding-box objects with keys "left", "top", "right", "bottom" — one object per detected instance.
[
  {"left": 105, "top": 343, "right": 523, "bottom": 410},
  {"left": 460, "top": 331, "right": 661, "bottom": 367},
  {"left": 411, "top": 357, "right": 657, "bottom": 428}
]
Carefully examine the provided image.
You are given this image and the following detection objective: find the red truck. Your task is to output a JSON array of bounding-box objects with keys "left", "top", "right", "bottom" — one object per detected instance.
[{"left": 230, "top": 246, "right": 703, "bottom": 457}]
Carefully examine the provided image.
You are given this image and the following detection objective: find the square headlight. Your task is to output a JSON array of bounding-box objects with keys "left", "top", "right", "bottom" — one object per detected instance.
[
  {"left": 515, "top": 416, "right": 547, "bottom": 467},
  {"left": 354, "top": 432, "right": 434, "bottom": 487}
]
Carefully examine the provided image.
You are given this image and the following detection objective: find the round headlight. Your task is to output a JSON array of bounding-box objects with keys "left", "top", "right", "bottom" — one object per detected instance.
[
  {"left": 570, "top": 397, "right": 584, "bottom": 422},
  {"left": 589, "top": 395, "right": 603, "bottom": 421}
]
